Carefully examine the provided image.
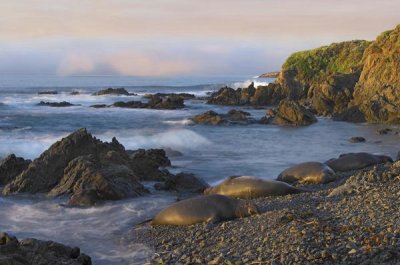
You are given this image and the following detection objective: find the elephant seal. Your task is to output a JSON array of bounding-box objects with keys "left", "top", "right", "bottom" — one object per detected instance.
[
  {"left": 277, "top": 162, "right": 336, "bottom": 184},
  {"left": 204, "top": 176, "right": 304, "bottom": 198},
  {"left": 151, "top": 194, "right": 258, "bottom": 225},
  {"left": 325, "top": 152, "right": 393, "bottom": 172}
]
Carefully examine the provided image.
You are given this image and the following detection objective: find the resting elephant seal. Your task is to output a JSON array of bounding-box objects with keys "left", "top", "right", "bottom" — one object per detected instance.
[
  {"left": 325, "top": 152, "right": 393, "bottom": 172},
  {"left": 151, "top": 194, "right": 258, "bottom": 225},
  {"left": 277, "top": 162, "right": 336, "bottom": 184},
  {"left": 204, "top": 176, "right": 304, "bottom": 198}
]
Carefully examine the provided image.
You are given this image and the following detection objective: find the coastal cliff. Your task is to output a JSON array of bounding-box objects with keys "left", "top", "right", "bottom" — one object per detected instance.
[{"left": 210, "top": 24, "right": 400, "bottom": 124}]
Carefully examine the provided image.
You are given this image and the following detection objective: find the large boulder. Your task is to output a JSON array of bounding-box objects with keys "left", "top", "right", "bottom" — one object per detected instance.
[
  {"left": 155, "top": 172, "right": 209, "bottom": 193},
  {"left": 2, "top": 129, "right": 171, "bottom": 205},
  {"left": 271, "top": 100, "right": 317, "bottom": 126},
  {"left": 48, "top": 155, "right": 148, "bottom": 206},
  {"left": 147, "top": 95, "right": 185, "bottom": 109},
  {"left": 0, "top": 232, "right": 91, "bottom": 265},
  {"left": 0, "top": 154, "right": 31, "bottom": 186},
  {"left": 207, "top": 87, "right": 242, "bottom": 105}
]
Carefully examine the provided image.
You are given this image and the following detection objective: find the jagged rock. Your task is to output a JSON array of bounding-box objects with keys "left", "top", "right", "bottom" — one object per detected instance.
[
  {"left": 190, "top": 110, "right": 254, "bottom": 125},
  {"left": 271, "top": 100, "right": 317, "bottom": 126},
  {"left": 127, "top": 149, "right": 171, "bottom": 181},
  {"left": 93, "top": 88, "right": 133, "bottom": 96},
  {"left": 37, "top": 101, "right": 77, "bottom": 107},
  {"left": 147, "top": 95, "right": 185, "bottom": 109},
  {"left": 207, "top": 87, "right": 242, "bottom": 105},
  {"left": 0, "top": 232, "right": 91, "bottom": 265},
  {"left": 154, "top": 173, "right": 209, "bottom": 193},
  {"left": 163, "top": 147, "right": 183, "bottom": 157},
  {"left": 0, "top": 154, "right": 31, "bottom": 185},
  {"left": 2, "top": 129, "right": 170, "bottom": 205},
  {"left": 333, "top": 106, "right": 366, "bottom": 123},
  {"left": 112, "top": 101, "right": 147, "bottom": 108},
  {"left": 48, "top": 155, "right": 148, "bottom": 206}
]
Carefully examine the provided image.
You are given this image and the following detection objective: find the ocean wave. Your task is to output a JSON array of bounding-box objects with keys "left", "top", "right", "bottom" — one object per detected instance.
[
  {"left": 163, "top": 119, "right": 194, "bottom": 125},
  {"left": 230, "top": 79, "right": 270, "bottom": 89}
]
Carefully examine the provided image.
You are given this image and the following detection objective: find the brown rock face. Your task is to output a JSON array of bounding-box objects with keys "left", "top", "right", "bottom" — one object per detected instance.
[
  {"left": 0, "top": 232, "right": 91, "bottom": 265},
  {"left": 0, "top": 154, "right": 31, "bottom": 185},
  {"left": 2, "top": 128, "right": 170, "bottom": 206},
  {"left": 271, "top": 100, "right": 317, "bottom": 126},
  {"left": 93, "top": 88, "right": 131, "bottom": 96},
  {"left": 155, "top": 172, "right": 209, "bottom": 193},
  {"left": 207, "top": 83, "right": 284, "bottom": 106},
  {"left": 351, "top": 25, "right": 400, "bottom": 123}
]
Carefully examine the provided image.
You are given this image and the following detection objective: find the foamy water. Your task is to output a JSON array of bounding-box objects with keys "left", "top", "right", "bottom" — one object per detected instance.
[{"left": 0, "top": 75, "right": 399, "bottom": 264}]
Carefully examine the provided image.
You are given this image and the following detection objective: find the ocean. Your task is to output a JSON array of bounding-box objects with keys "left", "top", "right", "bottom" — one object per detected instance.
[{"left": 0, "top": 75, "right": 399, "bottom": 264}]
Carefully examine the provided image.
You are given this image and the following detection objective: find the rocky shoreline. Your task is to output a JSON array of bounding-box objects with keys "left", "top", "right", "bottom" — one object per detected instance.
[{"left": 150, "top": 161, "right": 400, "bottom": 264}]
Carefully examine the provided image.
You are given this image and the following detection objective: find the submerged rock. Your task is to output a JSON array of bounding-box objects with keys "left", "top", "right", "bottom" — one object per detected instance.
[
  {"left": 37, "top": 101, "right": 77, "bottom": 107},
  {"left": 191, "top": 109, "right": 254, "bottom": 125},
  {"left": 93, "top": 88, "right": 133, "bottom": 96},
  {"left": 2, "top": 128, "right": 171, "bottom": 206},
  {"left": 0, "top": 154, "right": 31, "bottom": 186},
  {"left": 0, "top": 232, "right": 91, "bottom": 265},
  {"left": 349, "top": 136, "right": 366, "bottom": 143}
]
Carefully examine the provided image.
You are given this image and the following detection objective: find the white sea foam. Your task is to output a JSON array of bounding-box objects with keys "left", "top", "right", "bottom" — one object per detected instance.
[
  {"left": 163, "top": 118, "right": 194, "bottom": 125},
  {"left": 231, "top": 79, "right": 270, "bottom": 89}
]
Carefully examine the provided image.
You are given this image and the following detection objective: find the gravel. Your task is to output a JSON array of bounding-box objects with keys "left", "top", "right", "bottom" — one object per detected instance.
[{"left": 146, "top": 161, "right": 400, "bottom": 264}]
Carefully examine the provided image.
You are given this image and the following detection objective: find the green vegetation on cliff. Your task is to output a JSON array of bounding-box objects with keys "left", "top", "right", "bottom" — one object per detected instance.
[{"left": 281, "top": 40, "right": 370, "bottom": 84}]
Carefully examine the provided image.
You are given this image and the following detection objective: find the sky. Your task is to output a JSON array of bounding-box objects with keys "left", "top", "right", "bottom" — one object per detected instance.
[{"left": 0, "top": 0, "right": 399, "bottom": 77}]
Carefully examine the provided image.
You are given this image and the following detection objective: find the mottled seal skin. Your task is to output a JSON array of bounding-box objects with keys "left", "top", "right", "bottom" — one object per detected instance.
[
  {"left": 277, "top": 162, "right": 336, "bottom": 184},
  {"left": 204, "top": 176, "right": 304, "bottom": 198},
  {"left": 325, "top": 152, "right": 393, "bottom": 172},
  {"left": 151, "top": 194, "right": 259, "bottom": 225}
]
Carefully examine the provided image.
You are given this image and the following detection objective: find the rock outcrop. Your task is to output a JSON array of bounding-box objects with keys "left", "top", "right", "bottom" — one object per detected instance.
[
  {"left": 0, "top": 232, "right": 91, "bottom": 265},
  {"left": 2, "top": 129, "right": 171, "bottom": 206},
  {"left": 37, "top": 101, "right": 77, "bottom": 107},
  {"left": 0, "top": 154, "right": 31, "bottom": 185},
  {"left": 144, "top": 93, "right": 196, "bottom": 100},
  {"left": 155, "top": 173, "right": 209, "bottom": 194},
  {"left": 112, "top": 95, "right": 185, "bottom": 110},
  {"left": 349, "top": 25, "right": 400, "bottom": 123},
  {"left": 93, "top": 88, "right": 133, "bottom": 96},
  {"left": 268, "top": 100, "right": 317, "bottom": 126},
  {"left": 190, "top": 110, "right": 255, "bottom": 125}
]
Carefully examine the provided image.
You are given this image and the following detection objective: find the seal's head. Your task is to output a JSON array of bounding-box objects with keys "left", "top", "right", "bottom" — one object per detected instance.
[{"left": 235, "top": 201, "right": 259, "bottom": 218}]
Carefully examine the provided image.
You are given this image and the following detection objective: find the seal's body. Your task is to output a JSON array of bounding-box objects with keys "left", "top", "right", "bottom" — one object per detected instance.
[{"left": 277, "top": 162, "right": 336, "bottom": 184}]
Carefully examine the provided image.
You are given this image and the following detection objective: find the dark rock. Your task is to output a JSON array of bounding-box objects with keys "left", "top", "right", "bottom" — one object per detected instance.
[
  {"left": 37, "top": 101, "right": 77, "bottom": 107},
  {"left": 112, "top": 101, "right": 147, "bottom": 108},
  {"left": 49, "top": 155, "right": 148, "bottom": 206},
  {"left": 93, "top": 88, "right": 134, "bottom": 96},
  {"left": 377, "top": 128, "right": 393, "bottom": 135},
  {"left": 333, "top": 106, "right": 366, "bottom": 123},
  {"left": 349, "top": 137, "right": 366, "bottom": 143},
  {"left": 191, "top": 110, "right": 254, "bottom": 125},
  {"left": 38, "top": 91, "right": 58, "bottom": 95},
  {"left": 90, "top": 104, "right": 108, "bottom": 109},
  {"left": 0, "top": 232, "right": 91, "bottom": 265},
  {"left": 271, "top": 100, "right": 317, "bottom": 126},
  {"left": 127, "top": 149, "right": 171, "bottom": 181},
  {"left": 147, "top": 95, "right": 185, "bottom": 109},
  {"left": 0, "top": 154, "right": 31, "bottom": 185},
  {"left": 163, "top": 147, "right": 183, "bottom": 157},
  {"left": 3, "top": 129, "right": 169, "bottom": 205},
  {"left": 397, "top": 151, "right": 400, "bottom": 161},
  {"left": 144, "top": 93, "right": 195, "bottom": 100},
  {"left": 155, "top": 172, "right": 209, "bottom": 193},
  {"left": 70, "top": 91, "right": 80, "bottom": 95},
  {"left": 207, "top": 86, "right": 242, "bottom": 105}
]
